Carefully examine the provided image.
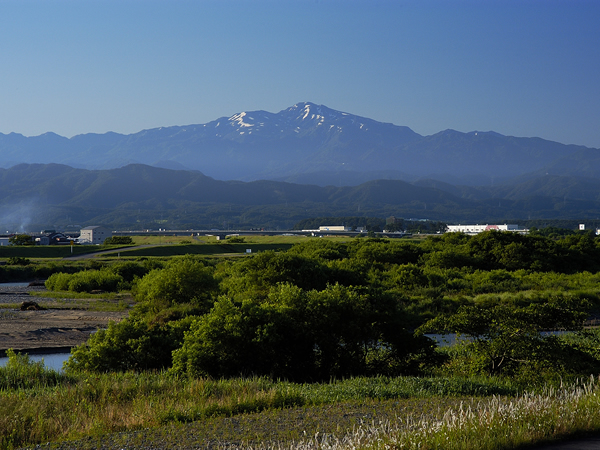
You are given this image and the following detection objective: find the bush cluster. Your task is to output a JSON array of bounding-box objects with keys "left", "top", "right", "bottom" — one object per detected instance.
[
  {"left": 45, "top": 260, "right": 152, "bottom": 293},
  {"left": 46, "top": 270, "right": 123, "bottom": 292},
  {"left": 103, "top": 236, "right": 134, "bottom": 245},
  {"left": 65, "top": 231, "right": 600, "bottom": 382}
]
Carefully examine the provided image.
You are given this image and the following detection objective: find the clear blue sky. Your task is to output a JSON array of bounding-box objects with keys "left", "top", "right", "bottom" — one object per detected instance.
[{"left": 2, "top": 0, "right": 599, "bottom": 148}]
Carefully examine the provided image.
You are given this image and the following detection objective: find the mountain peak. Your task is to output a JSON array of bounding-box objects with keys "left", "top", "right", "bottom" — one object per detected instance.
[
  {"left": 1, "top": 102, "right": 591, "bottom": 184},
  {"left": 287, "top": 101, "right": 333, "bottom": 116}
]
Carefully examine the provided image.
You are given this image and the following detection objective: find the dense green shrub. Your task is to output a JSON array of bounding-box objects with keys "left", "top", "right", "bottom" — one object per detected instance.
[
  {"left": 133, "top": 255, "right": 217, "bottom": 314},
  {"left": 68, "top": 270, "right": 122, "bottom": 292},
  {"left": 45, "top": 272, "right": 72, "bottom": 291},
  {"left": 347, "top": 239, "right": 423, "bottom": 266},
  {"left": 287, "top": 239, "right": 349, "bottom": 261},
  {"left": 225, "top": 236, "right": 245, "bottom": 243},
  {"left": 109, "top": 260, "right": 149, "bottom": 282},
  {"left": 467, "top": 269, "right": 525, "bottom": 294},
  {"left": 62, "top": 232, "right": 600, "bottom": 380},
  {"left": 103, "top": 236, "right": 134, "bottom": 245},
  {"left": 7, "top": 256, "right": 31, "bottom": 266},
  {"left": 45, "top": 269, "right": 123, "bottom": 292},
  {"left": 218, "top": 251, "right": 333, "bottom": 299},
  {"left": 418, "top": 300, "right": 596, "bottom": 381},
  {"left": 65, "top": 317, "right": 195, "bottom": 372},
  {"left": 171, "top": 283, "right": 433, "bottom": 381}
]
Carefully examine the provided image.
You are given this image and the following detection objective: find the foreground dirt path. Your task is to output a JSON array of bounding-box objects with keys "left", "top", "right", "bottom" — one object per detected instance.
[{"left": 0, "top": 283, "right": 128, "bottom": 353}]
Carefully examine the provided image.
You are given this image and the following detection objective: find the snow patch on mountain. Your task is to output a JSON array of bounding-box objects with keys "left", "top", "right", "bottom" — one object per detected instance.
[{"left": 229, "top": 112, "right": 254, "bottom": 128}]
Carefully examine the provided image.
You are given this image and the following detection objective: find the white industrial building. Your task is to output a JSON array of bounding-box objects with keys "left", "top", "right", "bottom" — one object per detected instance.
[
  {"left": 318, "top": 226, "right": 351, "bottom": 232},
  {"left": 79, "top": 226, "right": 111, "bottom": 244},
  {"left": 446, "top": 224, "right": 527, "bottom": 234}
]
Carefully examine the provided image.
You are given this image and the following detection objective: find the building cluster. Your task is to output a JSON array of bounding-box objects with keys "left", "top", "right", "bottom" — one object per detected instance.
[
  {"left": 318, "top": 226, "right": 351, "bottom": 232},
  {"left": 301, "top": 226, "right": 367, "bottom": 233},
  {"left": 0, "top": 225, "right": 111, "bottom": 246},
  {"left": 446, "top": 224, "right": 527, "bottom": 234}
]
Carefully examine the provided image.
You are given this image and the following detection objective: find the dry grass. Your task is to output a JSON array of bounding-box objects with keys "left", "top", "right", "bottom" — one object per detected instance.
[
  {"left": 4, "top": 354, "right": 600, "bottom": 450},
  {"left": 1, "top": 373, "right": 514, "bottom": 450},
  {"left": 259, "top": 378, "right": 600, "bottom": 450}
]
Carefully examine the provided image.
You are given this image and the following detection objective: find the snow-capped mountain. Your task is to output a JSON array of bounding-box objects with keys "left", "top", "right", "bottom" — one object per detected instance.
[{"left": 0, "top": 102, "right": 596, "bottom": 185}]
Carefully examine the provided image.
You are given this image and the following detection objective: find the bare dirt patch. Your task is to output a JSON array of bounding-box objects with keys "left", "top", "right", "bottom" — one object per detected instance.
[
  {"left": 0, "top": 283, "right": 127, "bottom": 353},
  {"left": 0, "top": 309, "right": 126, "bottom": 352}
]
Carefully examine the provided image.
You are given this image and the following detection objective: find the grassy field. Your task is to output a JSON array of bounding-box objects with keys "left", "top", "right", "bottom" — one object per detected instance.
[
  {"left": 0, "top": 358, "right": 516, "bottom": 450},
  {"left": 100, "top": 243, "right": 295, "bottom": 257},
  {"left": 0, "top": 246, "right": 96, "bottom": 258},
  {"left": 128, "top": 234, "right": 348, "bottom": 245},
  {"left": 2, "top": 357, "right": 600, "bottom": 450},
  {"left": 0, "top": 234, "right": 339, "bottom": 260}
]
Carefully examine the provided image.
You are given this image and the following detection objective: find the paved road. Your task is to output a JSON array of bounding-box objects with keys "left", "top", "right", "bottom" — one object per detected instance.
[{"left": 63, "top": 244, "right": 158, "bottom": 260}]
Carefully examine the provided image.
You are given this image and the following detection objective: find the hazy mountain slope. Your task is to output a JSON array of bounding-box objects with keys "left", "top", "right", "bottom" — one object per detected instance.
[
  {"left": 3, "top": 164, "right": 600, "bottom": 232},
  {"left": 0, "top": 163, "right": 486, "bottom": 230},
  {"left": 414, "top": 175, "right": 600, "bottom": 204},
  {"left": 540, "top": 147, "right": 600, "bottom": 179},
  {"left": 488, "top": 175, "right": 600, "bottom": 203},
  {"left": 389, "top": 131, "right": 586, "bottom": 180}
]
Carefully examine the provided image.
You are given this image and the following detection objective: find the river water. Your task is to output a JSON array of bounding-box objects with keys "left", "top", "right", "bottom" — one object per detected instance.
[
  {"left": 0, "top": 281, "right": 32, "bottom": 288},
  {"left": 0, "top": 352, "right": 71, "bottom": 372}
]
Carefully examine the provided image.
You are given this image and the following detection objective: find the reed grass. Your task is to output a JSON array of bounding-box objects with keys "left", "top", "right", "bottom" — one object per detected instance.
[
  {"left": 262, "top": 377, "right": 600, "bottom": 450},
  {"left": 3, "top": 349, "right": 598, "bottom": 450},
  {"left": 0, "top": 362, "right": 515, "bottom": 450}
]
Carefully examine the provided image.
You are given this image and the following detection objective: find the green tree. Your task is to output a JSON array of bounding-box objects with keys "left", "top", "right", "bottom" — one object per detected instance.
[
  {"left": 287, "top": 239, "right": 349, "bottom": 261},
  {"left": 133, "top": 255, "right": 218, "bottom": 315},
  {"left": 218, "top": 251, "right": 332, "bottom": 300},
  {"left": 9, "top": 234, "right": 34, "bottom": 246},
  {"left": 103, "top": 236, "right": 134, "bottom": 245},
  {"left": 171, "top": 283, "right": 431, "bottom": 381},
  {"left": 65, "top": 316, "right": 194, "bottom": 372},
  {"left": 109, "top": 261, "right": 149, "bottom": 282},
  {"left": 347, "top": 239, "right": 423, "bottom": 267},
  {"left": 418, "top": 300, "right": 590, "bottom": 378}
]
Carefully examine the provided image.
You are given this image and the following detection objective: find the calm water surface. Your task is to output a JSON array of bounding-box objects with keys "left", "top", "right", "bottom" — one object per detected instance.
[
  {"left": 0, "top": 282, "right": 30, "bottom": 288},
  {"left": 0, "top": 352, "right": 71, "bottom": 372}
]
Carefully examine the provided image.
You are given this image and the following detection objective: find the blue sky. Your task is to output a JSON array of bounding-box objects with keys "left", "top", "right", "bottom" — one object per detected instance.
[{"left": 2, "top": 0, "right": 599, "bottom": 148}]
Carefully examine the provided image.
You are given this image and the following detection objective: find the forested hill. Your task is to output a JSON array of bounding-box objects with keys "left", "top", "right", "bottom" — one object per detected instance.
[{"left": 2, "top": 163, "right": 600, "bottom": 231}]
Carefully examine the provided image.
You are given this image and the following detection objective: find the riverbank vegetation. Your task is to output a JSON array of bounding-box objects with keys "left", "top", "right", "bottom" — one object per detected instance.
[
  {"left": 3, "top": 354, "right": 600, "bottom": 449},
  {"left": 4, "top": 230, "right": 600, "bottom": 448}
]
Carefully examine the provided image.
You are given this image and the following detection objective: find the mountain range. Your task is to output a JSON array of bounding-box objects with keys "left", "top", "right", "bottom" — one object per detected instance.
[
  {"left": 2, "top": 102, "right": 600, "bottom": 231},
  {"left": 2, "top": 102, "right": 599, "bottom": 186}
]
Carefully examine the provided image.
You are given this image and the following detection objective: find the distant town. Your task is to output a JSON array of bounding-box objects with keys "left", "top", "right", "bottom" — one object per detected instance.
[{"left": 3, "top": 220, "right": 598, "bottom": 247}]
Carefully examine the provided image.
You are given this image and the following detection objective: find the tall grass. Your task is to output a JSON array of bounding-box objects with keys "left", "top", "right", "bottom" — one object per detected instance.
[
  {"left": 0, "top": 368, "right": 515, "bottom": 449},
  {"left": 0, "top": 350, "right": 70, "bottom": 390},
  {"left": 265, "top": 377, "right": 600, "bottom": 450},
  {"left": 1, "top": 350, "right": 594, "bottom": 450}
]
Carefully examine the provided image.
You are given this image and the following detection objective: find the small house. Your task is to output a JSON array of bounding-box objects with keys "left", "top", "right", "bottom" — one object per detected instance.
[{"left": 35, "top": 232, "right": 71, "bottom": 245}]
